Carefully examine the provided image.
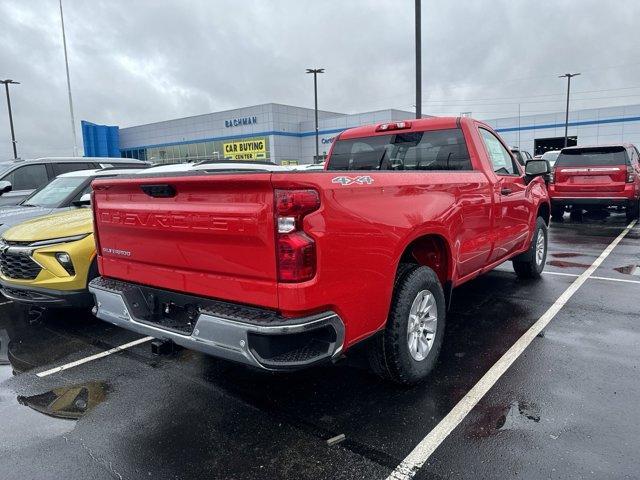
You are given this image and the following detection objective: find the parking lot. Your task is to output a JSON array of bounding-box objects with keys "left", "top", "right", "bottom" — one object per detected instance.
[{"left": 0, "top": 211, "right": 636, "bottom": 480}]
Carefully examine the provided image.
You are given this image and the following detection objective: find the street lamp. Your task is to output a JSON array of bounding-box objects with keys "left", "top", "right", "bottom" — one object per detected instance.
[
  {"left": 0, "top": 79, "right": 20, "bottom": 159},
  {"left": 415, "top": 0, "right": 422, "bottom": 119},
  {"left": 306, "top": 68, "right": 324, "bottom": 164},
  {"left": 59, "top": 0, "right": 78, "bottom": 156},
  {"left": 559, "top": 73, "right": 580, "bottom": 148}
]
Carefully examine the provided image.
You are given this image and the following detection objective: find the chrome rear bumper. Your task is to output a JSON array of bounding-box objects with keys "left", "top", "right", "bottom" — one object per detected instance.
[{"left": 89, "top": 277, "right": 345, "bottom": 370}]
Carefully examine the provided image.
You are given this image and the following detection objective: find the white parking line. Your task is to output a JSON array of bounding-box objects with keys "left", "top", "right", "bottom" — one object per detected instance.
[
  {"left": 386, "top": 219, "right": 637, "bottom": 480},
  {"left": 0, "top": 300, "right": 13, "bottom": 306},
  {"left": 36, "top": 336, "right": 154, "bottom": 378},
  {"left": 591, "top": 275, "right": 640, "bottom": 284},
  {"left": 544, "top": 270, "right": 640, "bottom": 284}
]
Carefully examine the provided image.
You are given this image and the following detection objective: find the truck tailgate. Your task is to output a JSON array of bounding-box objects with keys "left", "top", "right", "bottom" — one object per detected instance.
[{"left": 92, "top": 173, "right": 279, "bottom": 308}]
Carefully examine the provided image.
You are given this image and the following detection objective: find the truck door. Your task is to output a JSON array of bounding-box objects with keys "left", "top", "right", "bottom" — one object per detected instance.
[{"left": 478, "top": 128, "right": 531, "bottom": 262}]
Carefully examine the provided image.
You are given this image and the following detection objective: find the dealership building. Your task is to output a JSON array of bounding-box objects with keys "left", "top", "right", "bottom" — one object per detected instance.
[{"left": 82, "top": 103, "right": 640, "bottom": 164}]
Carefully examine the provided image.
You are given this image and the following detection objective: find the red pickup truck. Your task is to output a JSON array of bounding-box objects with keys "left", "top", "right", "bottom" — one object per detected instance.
[
  {"left": 548, "top": 144, "right": 640, "bottom": 222},
  {"left": 89, "top": 117, "right": 550, "bottom": 384}
]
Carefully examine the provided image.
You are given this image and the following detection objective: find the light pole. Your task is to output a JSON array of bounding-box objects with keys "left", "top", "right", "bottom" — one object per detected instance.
[
  {"left": 415, "top": 0, "right": 422, "bottom": 119},
  {"left": 559, "top": 73, "right": 580, "bottom": 148},
  {"left": 0, "top": 79, "right": 19, "bottom": 159},
  {"left": 59, "top": 0, "right": 78, "bottom": 156},
  {"left": 306, "top": 68, "right": 324, "bottom": 164}
]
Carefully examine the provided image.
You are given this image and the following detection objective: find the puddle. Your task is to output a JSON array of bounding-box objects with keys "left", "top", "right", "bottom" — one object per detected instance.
[
  {"left": 614, "top": 264, "right": 640, "bottom": 276},
  {"left": 551, "top": 253, "right": 583, "bottom": 258},
  {"left": 495, "top": 401, "right": 540, "bottom": 430},
  {"left": 17, "top": 381, "right": 109, "bottom": 420},
  {"left": 471, "top": 401, "right": 540, "bottom": 438},
  {"left": 547, "top": 260, "right": 593, "bottom": 269}
]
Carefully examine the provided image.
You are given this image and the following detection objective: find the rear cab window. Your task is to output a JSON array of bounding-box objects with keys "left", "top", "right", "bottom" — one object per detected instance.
[
  {"left": 327, "top": 128, "right": 472, "bottom": 171},
  {"left": 556, "top": 147, "right": 630, "bottom": 167}
]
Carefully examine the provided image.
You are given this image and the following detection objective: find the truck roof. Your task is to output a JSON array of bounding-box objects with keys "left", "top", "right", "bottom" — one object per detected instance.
[{"left": 338, "top": 116, "right": 472, "bottom": 140}]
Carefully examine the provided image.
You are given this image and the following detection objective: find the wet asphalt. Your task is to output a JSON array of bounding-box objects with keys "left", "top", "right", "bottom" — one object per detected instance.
[{"left": 0, "top": 211, "right": 638, "bottom": 480}]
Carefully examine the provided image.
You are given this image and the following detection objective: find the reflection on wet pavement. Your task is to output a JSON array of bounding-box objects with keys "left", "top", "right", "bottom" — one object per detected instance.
[
  {"left": 614, "top": 264, "right": 639, "bottom": 276},
  {"left": 17, "top": 381, "right": 108, "bottom": 420},
  {"left": 547, "top": 260, "right": 593, "bottom": 268}
]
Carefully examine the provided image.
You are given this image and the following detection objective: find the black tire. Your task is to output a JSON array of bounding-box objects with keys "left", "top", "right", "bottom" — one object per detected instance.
[
  {"left": 512, "top": 217, "right": 548, "bottom": 279},
  {"left": 626, "top": 199, "right": 639, "bottom": 222},
  {"left": 368, "top": 264, "right": 446, "bottom": 385},
  {"left": 551, "top": 205, "right": 564, "bottom": 221}
]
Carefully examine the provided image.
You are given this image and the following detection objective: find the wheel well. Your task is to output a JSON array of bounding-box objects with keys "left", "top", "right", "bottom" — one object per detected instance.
[
  {"left": 398, "top": 235, "right": 450, "bottom": 285},
  {"left": 538, "top": 202, "right": 550, "bottom": 225}
]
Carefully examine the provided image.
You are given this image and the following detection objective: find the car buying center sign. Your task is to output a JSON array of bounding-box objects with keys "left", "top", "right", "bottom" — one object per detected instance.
[{"left": 223, "top": 137, "right": 267, "bottom": 160}]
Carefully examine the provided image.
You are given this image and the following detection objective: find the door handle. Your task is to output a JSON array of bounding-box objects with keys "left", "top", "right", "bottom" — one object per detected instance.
[{"left": 500, "top": 188, "right": 512, "bottom": 195}]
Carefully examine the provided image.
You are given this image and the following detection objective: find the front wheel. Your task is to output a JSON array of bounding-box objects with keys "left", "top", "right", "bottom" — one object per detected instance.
[
  {"left": 513, "top": 217, "right": 548, "bottom": 279},
  {"left": 368, "top": 265, "right": 446, "bottom": 385}
]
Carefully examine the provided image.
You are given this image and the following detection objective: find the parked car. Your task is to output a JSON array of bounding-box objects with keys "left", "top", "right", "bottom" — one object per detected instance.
[
  {"left": 549, "top": 144, "right": 640, "bottom": 221},
  {"left": 88, "top": 116, "right": 550, "bottom": 384},
  {"left": 541, "top": 150, "right": 561, "bottom": 167},
  {"left": 0, "top": 162, "right": 286, "bottom": 309},
  {"left": 0, "top": 167, "right": 147, "bottom": 235},
  {"left": 139, "top": 160, "right": 290, "bottom": 175},
  {"left": 0, "top": 209, "right": 96, "bottom": 307},
  {"left": 511, "top": 147, "right": 533, "bottom": 166},
  {"left": 0, "top": 157, "right": 150, "bottom": 206}
]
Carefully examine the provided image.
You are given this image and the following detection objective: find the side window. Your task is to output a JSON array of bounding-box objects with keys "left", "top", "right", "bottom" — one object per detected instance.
[
  {"left": 479, "top": 128, "right": 517, "bottom": 175},
  {"left": 52, "top": 162, "right": 94, "bottom": 176},
  {"left": 630, "top": 147, "right": 639, "bottom": 166},
  {"left": 7, "top": 164, "right": 49, "bottom": 190},
  {"left": 525, "top": 151, "right": 533, "bottom": 161}
]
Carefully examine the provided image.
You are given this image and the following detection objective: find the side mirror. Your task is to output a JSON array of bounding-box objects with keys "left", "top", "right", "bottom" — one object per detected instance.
[
  {"left": 0, "top": 180, "right": 12, "bottom": 195},
  {"left": 525, "top": 159, "right": 550, "bottom": 176},
  {"left": 72, "top": 193, "right": 91, "bottom": 207}
]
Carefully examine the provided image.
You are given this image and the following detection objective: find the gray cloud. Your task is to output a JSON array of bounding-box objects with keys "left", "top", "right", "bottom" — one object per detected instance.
[{"left": 1, "top": 0, "right": 639, "bottom": 157}]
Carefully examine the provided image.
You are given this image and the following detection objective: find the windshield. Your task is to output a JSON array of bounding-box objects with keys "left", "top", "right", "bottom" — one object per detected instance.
[
  {"left": 555, "top": 147, "right": 629, "bottom": 167},
  {"left": 541, "top": 151, "right": 559, "bottom": 161},
  {"left": 328, "top": 128, "right": 472, "bottom": 171},
  {"left": 21, "top": 176, "right": 86, "bottom": 208}
]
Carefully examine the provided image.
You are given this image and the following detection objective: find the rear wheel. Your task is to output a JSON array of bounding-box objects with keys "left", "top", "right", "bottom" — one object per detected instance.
[
  {"left": 626, "top": 199, "right": 639, "bottom": 222},
  {"left": 368, "top": 265, "right": 446, "bottom": 385},
  {"left": 513, "top": 217, "right": 547, "bottom": 279}
]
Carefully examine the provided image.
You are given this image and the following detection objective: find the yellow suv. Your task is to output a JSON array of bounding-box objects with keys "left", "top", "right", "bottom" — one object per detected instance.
[{"left": 0, "top": 208, "right": 96, "bottom": 307}]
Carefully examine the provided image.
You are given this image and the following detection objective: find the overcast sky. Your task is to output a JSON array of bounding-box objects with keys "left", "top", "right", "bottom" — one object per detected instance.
[{"left": 1, "top": 0, "right": 639, "bottom": 158}]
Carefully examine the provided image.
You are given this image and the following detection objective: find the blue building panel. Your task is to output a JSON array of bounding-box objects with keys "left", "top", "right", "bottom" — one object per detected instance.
[{"left": 81, "top": 120, "right": 120, "bottom": 157}]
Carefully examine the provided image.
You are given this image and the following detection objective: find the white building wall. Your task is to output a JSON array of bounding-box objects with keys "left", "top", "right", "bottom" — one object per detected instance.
[
  {"left": 117, "top": 102, "right": 640, "bottom": 165},
  {"left": 485, "top": 104, "right": 640, "bottom": 155}
]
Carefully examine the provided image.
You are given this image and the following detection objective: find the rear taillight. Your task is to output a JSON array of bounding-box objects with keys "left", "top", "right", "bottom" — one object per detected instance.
[
  {"left": 90, "top": 191, "right": 102, "bottom": 254},
  {"left": 274, "top": 189, "right": 320, "bottom": 282},
  {"left": 626, "top": 166, "right": 635, "bottom": 183},
  {"left": 549, "top": 168, "right": 555, "bottom": 184}
]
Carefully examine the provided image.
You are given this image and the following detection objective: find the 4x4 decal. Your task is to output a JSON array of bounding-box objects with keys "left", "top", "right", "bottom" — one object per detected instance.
[{"left": 331, "top": 175, "right": 374, "bottom": 186}]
